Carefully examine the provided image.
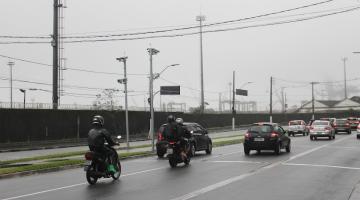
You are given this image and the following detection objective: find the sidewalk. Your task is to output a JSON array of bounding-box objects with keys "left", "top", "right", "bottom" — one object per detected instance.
[{"left": 0, "top": 130, "right": 245, "bottom": 162}]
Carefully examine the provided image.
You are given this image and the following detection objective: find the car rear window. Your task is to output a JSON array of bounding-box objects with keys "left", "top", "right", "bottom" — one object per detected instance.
[
  {"left": 249, "top": 125, "right": 272, "bottom": 133},
  {"left": 289, "top": 121, "right": 301, "bottom": 125},
  {"left": 313, "top": 121, "right": 329, "bottom": 126},
  {"left": 336, "top": 120, "right": 347, "bottom": 124}
]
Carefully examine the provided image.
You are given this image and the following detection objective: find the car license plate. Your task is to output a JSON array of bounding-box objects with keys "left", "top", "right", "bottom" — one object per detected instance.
[{"left": 254, "top": 138, "right": 264, "bottom": 142}]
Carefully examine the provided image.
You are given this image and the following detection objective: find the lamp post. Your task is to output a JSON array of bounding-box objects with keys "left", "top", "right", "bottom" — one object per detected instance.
[
  {"left": 116, "top": 56, "right": 129, "bottom": 149},
  {"left": 342, "top": 57, "right": 348, "bottom": 99},
  {"left": 196, "top": 15, "right": 206, "bottom": 113},
  {"left": 147, "top": 48, "right": 159, "bottom": 152},
  {"left": 19, "top": 89, "right": 26, "bottom": 109}
]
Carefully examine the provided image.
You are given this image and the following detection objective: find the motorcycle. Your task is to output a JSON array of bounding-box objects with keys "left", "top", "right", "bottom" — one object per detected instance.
[
  {"left": 84, "top": 136, "right": 122, "bottom": 185},
  {"left": 168, "top": 139, "right": 191, "bottom": 168}
]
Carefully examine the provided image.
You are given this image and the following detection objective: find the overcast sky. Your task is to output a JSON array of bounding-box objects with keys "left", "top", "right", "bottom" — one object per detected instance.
[{"left": 0, "top": 0, "right": 360, "bottom": 111}]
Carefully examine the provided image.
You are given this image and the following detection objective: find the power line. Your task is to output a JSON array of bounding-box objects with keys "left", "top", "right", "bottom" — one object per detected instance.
[
  {"left": 0, "top": 54, "right": 147, "bottom": 76},
  {"left": 59, "top": 0, "right": 335, "bottom": 39},
  {"left": 1, "top": 1, "right": 353, "bottom": 44}
]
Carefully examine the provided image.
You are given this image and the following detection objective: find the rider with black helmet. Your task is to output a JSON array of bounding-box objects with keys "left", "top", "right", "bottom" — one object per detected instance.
[
  {"left": 88, "top": 115, "right": 118, "bottom": 165},
  {"left": 163, "top": 115, "right": 188, "bottom": 160}
]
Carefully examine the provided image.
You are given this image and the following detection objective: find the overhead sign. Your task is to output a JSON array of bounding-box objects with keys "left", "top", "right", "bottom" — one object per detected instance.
[
  {"left": 236, "top": 89, "right": 248, "bottom": 96},
  {"left": 160, "top": 86, "right": 180, "bottom": 95}
]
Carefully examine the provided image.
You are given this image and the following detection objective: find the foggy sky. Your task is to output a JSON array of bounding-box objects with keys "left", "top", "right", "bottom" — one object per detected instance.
[{"left": 0, "top": 0, "right": 359, "bottom": 111}]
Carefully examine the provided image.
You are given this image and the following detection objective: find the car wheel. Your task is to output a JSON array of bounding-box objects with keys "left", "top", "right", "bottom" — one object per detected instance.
[
  {"left": 286, "top": 142, "right": 291, "bottom": 153},
  {"left": 315, "top": 137, "right": 318, "bottom": 140},
  {"left": 274, "top": 143, "right": 281, "bottom": 155},
  {"left": 205, "top": 142, "right": 212, "bottom": 155},
  {"left": 328, "top": 136, "right": 332, "bottom": 140},
  {"left": 310, "top": 136, "right": 314, "bottom": 141},
  {"left": 244, "top": 147, "right": 250, "bottom": 156},
  {"left": 303, "top": 132, "right": 305, "bottom": 136},
  {"left": 189, "top": 143, "right": 196, "bottom": 157},
  {"left": 333, "top": 135, "right": 336, "bottom": 139},
  {"left": 348, "top": 130, "right": 351, "bottom": 134}
]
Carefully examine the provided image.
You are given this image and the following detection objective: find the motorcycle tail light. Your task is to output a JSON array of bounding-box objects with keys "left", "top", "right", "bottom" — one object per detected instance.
[
  {"left": 270, "top": 132, "right": 278, "bottom": 138},
  {"left": 157, "top": 132, "right": 163, "bottom": 141},
  {"left": 85, "top": 152, "right": 93, "bottom": 160}
]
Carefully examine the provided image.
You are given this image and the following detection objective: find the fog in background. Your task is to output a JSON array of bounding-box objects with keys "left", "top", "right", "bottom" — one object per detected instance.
[{"left": 0, "top": 0, "right": 360, "bottom": 111}]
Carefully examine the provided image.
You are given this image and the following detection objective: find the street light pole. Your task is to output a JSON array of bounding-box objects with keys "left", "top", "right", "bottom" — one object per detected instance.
[
  {"left": 8, "top": 61, "right": 14, "bottom": 109},
  {"left": 196, "top": 15, "right": 205, "bottom": 113},
  {"left": 232, "top": 71, "right": 235, "bottom": 131},
  {"left": 147, "top": 48, "right": 159, "bottom": 152},
  {"left": 270, "top": 76, "right": 273, "bottom": 123},
  {"left": 342, "top": 57, "right": 348, "bottom": 99},
  {"left": 19, "top": 89, "right": 26, "bottom": 109},
  {"left": 116, "top": 56, "right": 129, "bottom": 149}
]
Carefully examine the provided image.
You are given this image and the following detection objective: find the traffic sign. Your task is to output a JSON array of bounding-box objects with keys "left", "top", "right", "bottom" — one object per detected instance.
[
  {"left": 236, "top": 89, "right": 248, "bottom": 96},
  {"left": 160, "top": 86, "right": 180, "bottom": 95}
]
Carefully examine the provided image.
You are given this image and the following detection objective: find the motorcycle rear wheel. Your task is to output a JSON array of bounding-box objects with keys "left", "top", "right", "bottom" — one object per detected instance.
[
  {"left": 169, "top": 156, "right": 177, "bottom": 168},
  {"left": 86, "top": 165, "right": 98, "bottom": 185}
]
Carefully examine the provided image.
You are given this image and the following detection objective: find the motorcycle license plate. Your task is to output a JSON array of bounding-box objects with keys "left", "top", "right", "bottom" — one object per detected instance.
[
  {"left": 168, "top": 149, "right": 173, "bottom": 154},
  {"left": 83, "top": 161, "right": 91, "bottom": 171}
]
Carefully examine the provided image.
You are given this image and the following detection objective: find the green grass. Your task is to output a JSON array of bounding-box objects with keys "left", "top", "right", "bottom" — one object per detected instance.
[
  {"left": 0, "top": 151, "right": 153, "bottom": 176},
  {"left": 213, "top": 138, "right": 244, "bottom": 147}
]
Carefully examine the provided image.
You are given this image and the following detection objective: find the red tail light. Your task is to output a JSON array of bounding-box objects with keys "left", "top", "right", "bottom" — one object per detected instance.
[
  {"left": 325, "top": 127, "right": 331, "bottom": 130},
  {"left": 85, "top": 152, "right": 93, "bottom": 160},
  {"left": 157, "top": 132, "right": 163, "bottom": 141},
  {"left": 169, "top": 141, "right": 175, "bottom": 145},
  {"left": 310, "top": 126, "right": 314, "bottom": 130},
  {"left": 346, "top": 123, "right": 350, "bottom": 126},
  {"left": 245, "top": 132, "right": 251, "bottom": 138},
  {"left": 270, "top": 132, "right": 278, "bottom": 138}
]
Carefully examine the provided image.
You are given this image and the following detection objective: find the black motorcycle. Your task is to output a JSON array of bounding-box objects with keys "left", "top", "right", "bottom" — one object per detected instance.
[
  {"left": 168, "top": 139, "right": 190, "bottom": 168},
  {"left": 84, "top": 137, "right": 122, "bottom": 185}
]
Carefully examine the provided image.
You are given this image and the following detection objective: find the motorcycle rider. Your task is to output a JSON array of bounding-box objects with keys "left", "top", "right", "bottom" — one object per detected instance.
[
  {"left": 163, "top": 115, "right": 188, "bottom": 161},
  {"left": 87, "top": 115, "right": 118, "bottom": 169},
  {"left": 175, "top": 118, "right": 190, "bottom": 159}
]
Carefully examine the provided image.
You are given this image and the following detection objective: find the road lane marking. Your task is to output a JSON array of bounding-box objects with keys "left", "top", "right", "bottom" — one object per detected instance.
[
  {"left": 0, "top": 167, "right": 167, "bottom": 200},
  {"left": 206, "top": 160, "right": 266, "bottom": 164},
  {"left": 170, "top": 135, "right": 351, "bottom": 200},
  {"left": 325, "top": 146, "right": 360, "bottom": 150},
  {"left": 283, "top": 163, "right": 360, "bottom": 170}
]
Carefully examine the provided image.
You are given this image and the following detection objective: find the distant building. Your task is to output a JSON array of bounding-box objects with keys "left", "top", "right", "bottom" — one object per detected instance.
[{"left": 296, "top": 96, "right": 360, "bottom": 113}]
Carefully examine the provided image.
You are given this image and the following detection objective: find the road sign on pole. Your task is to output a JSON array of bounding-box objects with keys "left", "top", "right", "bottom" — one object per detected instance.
[
  {"left": 236, "top": 89, "right": 248, "bottom": 96},
  {"left": 160, "top": 86, "right": 180, "bottom": 95}
]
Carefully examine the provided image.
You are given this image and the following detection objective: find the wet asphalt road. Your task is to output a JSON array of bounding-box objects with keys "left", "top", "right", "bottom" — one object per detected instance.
[{"left": 1, "top": 132, "right": 360, "bottom": 200}]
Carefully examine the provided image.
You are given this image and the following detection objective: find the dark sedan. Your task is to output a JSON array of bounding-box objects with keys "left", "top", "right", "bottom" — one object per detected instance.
[
  {"left": 156, "top": 122, "right": 212, "bottom": 158},
  {"left": 243, "top": 122, "right": 291, "bottom": 155}
]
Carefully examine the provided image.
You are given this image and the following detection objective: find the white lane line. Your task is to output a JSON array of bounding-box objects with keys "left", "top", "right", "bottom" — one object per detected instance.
[
  {"left": 170, "top": 135, "right": 351, "bottom": 200},
  {"left": 0, "top": 167, "right": 167, "bottom": 200},
  {"left": 0, "top": 150, "right": 243, "bottom": 200},
  {"left": 283, "top": 163, "right": 360, "bottom": 170},
  {"left": 207, "top": 151, "right": 242, "bottom": 159},
  {"left": 206, "top": 160, "right": 266, "bottom": 164},
  {"left": 325, "top": 146, "right": 360, "bottom": 150}
]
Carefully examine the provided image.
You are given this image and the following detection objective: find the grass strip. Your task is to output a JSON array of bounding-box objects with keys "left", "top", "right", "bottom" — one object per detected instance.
[
  {"left": 0, "top": 151, "right": 153, "bottom": 176},
  {"left": 213, "top": 138, "right": 244, "bottom": 147}
]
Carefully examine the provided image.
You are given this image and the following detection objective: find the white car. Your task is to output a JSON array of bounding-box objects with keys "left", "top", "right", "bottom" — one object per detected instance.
[{"left": 288, "top": 120, "right": 307, "bottom": 136}]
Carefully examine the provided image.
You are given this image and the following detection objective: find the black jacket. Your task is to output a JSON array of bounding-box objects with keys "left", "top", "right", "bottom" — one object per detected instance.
[
  {"left": 88, "top": 127, "right": 116, "bottom": 147},
  {"left": 163, "top": 122, "right": 184, "bottom": 141}
]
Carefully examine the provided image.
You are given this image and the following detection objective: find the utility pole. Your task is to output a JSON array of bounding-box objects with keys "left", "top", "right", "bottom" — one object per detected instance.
[
  {"left": 281, "top": 87, "right": 286, "bottom": 113},
  {"left": 228, "top": 82, "right": 232, "bottom": 111},
  {"left": 8, "top": 61, "right": 14, "bottom": 109},
  {"left": 232, "top": 71, "right": 236, "bottom": 130},
  {"left": 270, "top": 76, "right": 273, "bottom": 123},
  {"left": 147, "top": 48, "right": 159, "bottom": 152},
  {"left": 342, "top": 57, "right": 348, "bottom": 99},
  {"left": 52, "top": 0, "right": 59, "bottom": 109},
  {"left": 218, "top": 93, "right": 222, "bottom": 112},
  {"left": 311, "top": 82, "right": 318, "bottom": 120},
  {"left": 196, "top": 15, "right": 205, "bottom": 113},
  {"left": 116, "top": 56, "right": 129, "bottom": 149}
]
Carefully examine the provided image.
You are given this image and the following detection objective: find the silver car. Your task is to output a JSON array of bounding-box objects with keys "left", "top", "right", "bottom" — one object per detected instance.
[
  {"left": 288, "top": 120, "right": 307, "bottom": 136},
  {"left": 309, "top": 120, "right": 335, "bottom": 140}
]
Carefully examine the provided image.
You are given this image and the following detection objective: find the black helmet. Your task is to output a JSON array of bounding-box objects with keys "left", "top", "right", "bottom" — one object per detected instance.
[
  {"left": 92, "top": 115, "right": 104, "bottom": 126},
  {"left": 167, "top": 115, "right": 175, "bottom": 123}
]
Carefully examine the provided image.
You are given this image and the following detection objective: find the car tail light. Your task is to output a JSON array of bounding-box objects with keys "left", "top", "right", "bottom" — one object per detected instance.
[
  {"left": 245, "top": 132, "right": 251, "bottom": 139},
  {"left": 310, "top": 126, "right": 314, "bottom": 130},
  {"left": 346, "top": 123, "right": 350, "bottom": 126},
  {"left": 270, "top": 132, "right": 278, "bottom": 138},
  {"left": 157, "top": 132, "right": 163, "bottom": 141},
  {"left": 325, "top": 127, "right": 331, "bottom": 131},
  {"left": 85, "top": 152, "right": 93, "bottom": 160},
  {"left": 333, "top": 123, "right": 337, "bottom": 127},
  {"left": 355, "top": 121, "right": 359, "bottom": 124},
  {"left": 169, "top": 141, "right": 175, "bottom": 145}
]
